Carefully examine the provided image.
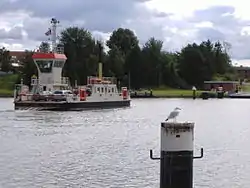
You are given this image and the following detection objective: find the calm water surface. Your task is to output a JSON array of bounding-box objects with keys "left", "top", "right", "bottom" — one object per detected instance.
[{"left": 1, "top": 98, "right": 250, "bottom": 187}]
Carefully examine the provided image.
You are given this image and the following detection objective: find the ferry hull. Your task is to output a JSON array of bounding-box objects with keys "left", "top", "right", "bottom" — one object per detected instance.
[{"left": 14, "top": 100, "right": 131, "bottom": 111}]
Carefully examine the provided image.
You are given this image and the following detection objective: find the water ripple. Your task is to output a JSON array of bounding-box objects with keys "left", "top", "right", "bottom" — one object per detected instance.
[{"left": 1, "top": 98, "right": 250, "bottom": 187}]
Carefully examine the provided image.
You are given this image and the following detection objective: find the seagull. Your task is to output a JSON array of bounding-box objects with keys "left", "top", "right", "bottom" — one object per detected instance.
[{"left": 165, "top": 107, "right": 181, "bottom": 122}]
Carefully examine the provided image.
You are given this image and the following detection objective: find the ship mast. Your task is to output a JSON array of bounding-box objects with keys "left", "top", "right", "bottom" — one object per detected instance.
[
  {"left": 50, "top": 18, "right": 60, "bottom": 53},
  {"left": 98, "top": 41, "right": 103, "bottom": 80}
]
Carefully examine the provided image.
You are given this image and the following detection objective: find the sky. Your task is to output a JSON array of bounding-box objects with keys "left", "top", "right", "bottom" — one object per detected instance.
[{"left": 1, "top": 0, "right": 250, "bottom": 66}]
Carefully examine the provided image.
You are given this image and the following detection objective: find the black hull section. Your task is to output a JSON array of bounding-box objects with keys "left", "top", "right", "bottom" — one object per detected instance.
[
  {"left": 160, "top": 150, "right": 193, "bottom": 188},
  {"left": 130, "top": 95, "right": 157, "bottom": 98},
  {"left": 14, "top": 100, "right": 131, "bottom": 111},
  {"left": 228, "top": 94, "right": 250, "bottom": 99}
]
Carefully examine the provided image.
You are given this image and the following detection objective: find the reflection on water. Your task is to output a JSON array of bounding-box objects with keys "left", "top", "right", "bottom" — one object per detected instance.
[{"left": 1, "top": 98, "right": 250, "bottom": 187}]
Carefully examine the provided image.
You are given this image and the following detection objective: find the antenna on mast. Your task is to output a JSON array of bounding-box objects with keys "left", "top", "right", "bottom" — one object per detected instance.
[{"left": 50, "top": 18, "right": 60, "bottom": 53}]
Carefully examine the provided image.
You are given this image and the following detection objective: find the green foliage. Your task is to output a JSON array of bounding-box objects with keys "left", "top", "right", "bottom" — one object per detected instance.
[
  {"left": 0, "top": 88, "right": 13, "bottom": 96},
  {"left": 177, "top": 40, "right": 233, "bottom": 88},
  {"left": 0, "top": 27, "right": 236, "bottom": 91},
  {"left": 212, "top": 73, "right": 238, "bottom": 81},
  {"left": 0, "top": 47, "right": 12, "bottom": 72},
  {"left": 60, "top": 27, "right": 98, "bottom": 84},
  {"left": 152, "top": 88, "right": 201, "bottom": 97},
  {"left": 106, "top": 28, "right": 139, "bottom": 56},
  {"left": 0, "top": 74, "right": 19, "bottom": 90},
  {"left": 19, "top": 51, "right": 37, "bottom": 86},
  {"left": 39, "top": 41, "right": 50, "bottom": 52}
]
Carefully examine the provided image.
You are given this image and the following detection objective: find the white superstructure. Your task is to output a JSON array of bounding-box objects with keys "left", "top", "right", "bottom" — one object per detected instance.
[{"left": 14, "top": 18, "right": 130, "bottom": 104}]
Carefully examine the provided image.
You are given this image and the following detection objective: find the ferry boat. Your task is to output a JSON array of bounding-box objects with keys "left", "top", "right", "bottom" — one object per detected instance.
[{"left": 14, "top": 18, "right": 131, "bottom": 111}]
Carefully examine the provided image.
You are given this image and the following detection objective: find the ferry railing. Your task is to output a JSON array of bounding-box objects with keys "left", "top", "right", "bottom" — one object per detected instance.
[{"left": 87, "top": 76, "right": 117, "bottom": 84}]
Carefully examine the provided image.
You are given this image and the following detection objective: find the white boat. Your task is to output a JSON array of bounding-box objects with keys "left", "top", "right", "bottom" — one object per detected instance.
[{"left": 14, "top": 18, "right": 131, "bottom": 111}]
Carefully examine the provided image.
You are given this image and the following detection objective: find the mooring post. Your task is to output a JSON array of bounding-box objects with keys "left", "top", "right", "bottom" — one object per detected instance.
[
  {"left": 192, "top": 86, "right": 196, "bottom": 99},
  {"left": 150, "top": 121, "right": 203, "bottom": 188}
]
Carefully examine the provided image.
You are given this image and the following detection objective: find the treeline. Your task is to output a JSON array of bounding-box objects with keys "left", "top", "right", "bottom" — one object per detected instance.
[{"left": 0, "top": 27, "right": 236, "bottom": 89}]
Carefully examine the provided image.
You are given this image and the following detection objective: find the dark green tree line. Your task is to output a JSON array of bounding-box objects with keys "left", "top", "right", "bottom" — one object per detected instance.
[
  {"left": 0, "top": 47, "right": 12, "bottom": 72},
  {"left": 1, "top": 27, "right": 235, "bottom": 89}
]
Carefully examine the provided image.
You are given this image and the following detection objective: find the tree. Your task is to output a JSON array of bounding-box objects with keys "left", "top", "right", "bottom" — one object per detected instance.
[
  {"left": 106, "top": 28, "right": 140, "bottom": 86},
  {"left": 60, "top": 27, "right": 97, "bottom": 84},
  {"left": 177, "top": 43, "right": 207, "bottom": 87},
  {"left": 124, "top": 45, "right": 142, "bottom": 88},
  {"left": 106, "top": 28, "right": 139, "bottom": 56},
  {"left": 39, "top": 42, "right": 50, "bottom": 53},
  {"left": 19, "top": 51, "right": 37, "bottom": 86},
  {"left": 141, "top": 37, "right": 164, "bottom": 87},
  {"left": 177, "top": 40, "right": 233, "bottom": 88},
  {"left": 0, "top": 47, "right": 11, "bottom": 72},
  {"left": 106, "top": 45, "right": 125, "bottom": 78},
  {"left": 213, "top": 41, "right": 231, "bottom": 74},
  {"left": 16, "top": 25, "right": 234, "bottom": 90}
]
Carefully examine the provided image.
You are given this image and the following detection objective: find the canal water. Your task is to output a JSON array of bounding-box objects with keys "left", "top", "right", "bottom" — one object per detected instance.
[{"left": 0, "top": 98, "right": 250, "bottom": 187}]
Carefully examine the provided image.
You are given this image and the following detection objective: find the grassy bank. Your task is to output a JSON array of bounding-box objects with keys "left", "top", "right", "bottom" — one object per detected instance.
[
  {"left": 0, "top": 89, "right": 13, "bottom": 97},
  {"left": 152, "top": 88, "right": 203, "bottom": 98},
  {"left": 0, "top": 77, "right": 229, "bottom": 99},
  {"left": 131, "top": 87, "right": 218, "bottom": 98},
  {"left": 0, "top": 74, "right": 18, "bottom": 97},
  {"left": 242, "top": 84, "right": 250, "bottom": 92}
]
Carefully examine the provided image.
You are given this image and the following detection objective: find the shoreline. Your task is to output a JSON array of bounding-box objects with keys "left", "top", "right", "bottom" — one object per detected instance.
[
  {"left": 1, "top": 89, "right": 245, "bottom": 99},
  {"left": 130, "top": 95, "right": 229, "bottom": 99},
  {"left": 0, "top": 89, "right": 225, "bottom": 99},
  {"left": 0, "top": 94, "right": 13, "bottom": 98},
  {"left": 0, "top": 94, "right": 227, "bottom": 99}
]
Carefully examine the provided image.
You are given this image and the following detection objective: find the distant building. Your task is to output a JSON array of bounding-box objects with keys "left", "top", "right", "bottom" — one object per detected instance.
[
  {"left": 9, "top": 51, "right": 26, "bottom": 58},
  {"left": 234, "top": 66, "right": 250, "bottom": 80},
  {"left": 9, "top": 51, "right": 26, "bottom": 67},
  {"left": 0, "top": 71, "right": 13, "bottom": 76},
  {"left": 204, "top": 81, "right": 240, "bottom": 92}
]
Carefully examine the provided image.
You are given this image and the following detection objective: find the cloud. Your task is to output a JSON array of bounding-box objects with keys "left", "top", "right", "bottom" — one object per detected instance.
[
  {"left": 0, "top": 0, "right": 149, "bottom": 32},
  {"left": 1, "top": 0, "right": 250, "bottom": 62},
  {"left": 188, "top": 5, "right": 250, "bottom": 59},
  {"left": 196, "top": 28, "right": 225, "bottom": 41},
  {"left": 191, "top": 5, "right": 235, "bottom": 22},
  {"left": 0, "top": 26, "right": 23, "bottom": 40},
  {"left": 0, "top": 0, "right": 151, "bottom": 48}
]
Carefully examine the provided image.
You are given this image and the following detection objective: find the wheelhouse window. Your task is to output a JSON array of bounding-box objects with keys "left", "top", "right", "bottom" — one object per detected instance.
[
  {"left": 54, "top": 61, "right": 64, "bottom": 68},
  {"left": 36, "top": 60, "right": 53, "bottom": 73}
]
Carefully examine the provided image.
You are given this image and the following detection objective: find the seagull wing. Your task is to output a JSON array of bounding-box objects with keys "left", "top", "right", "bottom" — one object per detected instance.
[
  {"left": 169, "top": 110, "right": 178, "bottom": 119},
  {"left": 166, "top": 110, "right": 179, "bottom": 121}
]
